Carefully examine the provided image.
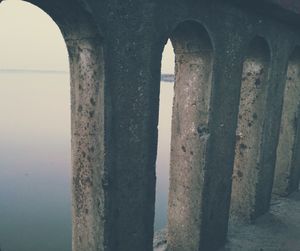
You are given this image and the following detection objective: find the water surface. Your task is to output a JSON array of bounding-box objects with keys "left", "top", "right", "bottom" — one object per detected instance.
[
  {"left": 0, "top": 72, "right": 173, "bottom": 250},
  {"left": 0, "top": 72, "right": 72, "bottom": 251}
]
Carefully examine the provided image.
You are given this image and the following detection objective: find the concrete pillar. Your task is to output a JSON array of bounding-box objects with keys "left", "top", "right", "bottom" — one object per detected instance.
[
  {"left": 167, "top": 21, "right": 214, "bottom": 251},
  {"left": 98, "top": 13, "right": 161, "bottom": 249},
  {"left": 273, "top": 48, "right": 300, "bottom": 196},
  {"left": 231, "top": 37, "right": 271, "bottom": 223},
  {"left": 60, "top": 1, "right": 161, "bottom": 249},
  {"left": 67, "top": 36, "right": 107, "bottom": 251},
  {"left": 69, "top": 30, "right": 160, "bottom": 251},
  {"left": 167, "top": 21, "right": 243, "bottom": 251},
  {"left": 26, "top": 1, "right": 110, "bottom": 249},
  {"left": 30, "top": 1, "right": 159, "bottom": 249}
]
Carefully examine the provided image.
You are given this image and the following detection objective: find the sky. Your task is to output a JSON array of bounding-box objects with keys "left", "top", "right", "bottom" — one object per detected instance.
[
  {"left": 0, "top": 0, "right": 69, "bottom": 71},
  {"left": 0, "top": 0, "right": 175, "bottom": 73}
]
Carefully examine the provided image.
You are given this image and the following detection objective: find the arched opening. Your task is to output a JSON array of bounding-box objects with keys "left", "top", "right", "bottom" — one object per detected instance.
[
  {"left": 273, "top": 47, "right": 300, "bottom": 196},
  {"left": 164, "top": 21, "right": 214, "bottom": 250},
  {"left": 0, "top": 0, "right": 106, "bottom": 250},
  {"left": 230, "top": 36, "right": 271, "bottom": 223},
  {"left": 155, "top": 40, "right": 174, "bottom": 232},
  {"left": 0, "top": 1, "right": 71, "bottom": 250}
]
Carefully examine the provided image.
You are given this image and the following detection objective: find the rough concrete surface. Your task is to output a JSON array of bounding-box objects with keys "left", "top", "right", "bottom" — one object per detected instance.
[
  {"left": 154, "top": 190, "right": 300, "bottom": 251},
  {"left": 231, "top": 38, "right": 270, "bottom": 223},
  {"left": 22, "top": 0, "right": 300, "bottom": 250},
  {"left": 167, "top": 21, "right": 214, "bottom": 251}
]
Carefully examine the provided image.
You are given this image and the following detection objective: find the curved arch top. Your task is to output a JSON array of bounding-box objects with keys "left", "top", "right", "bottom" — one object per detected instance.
[
  {"left": 25, "top": 0, "right": 103, "bottom": 41},
  {"left": 288, "top": 46, "right": 300, "bottom": 62},
  {"left": 246, "top": 36, "right": 271, "bottom": 61},
  {"left": 170, "top": 20, "right": 213, "bottom": 55},
  {"left": 7, "top": 1, "right": 108, "bottom": 250}
]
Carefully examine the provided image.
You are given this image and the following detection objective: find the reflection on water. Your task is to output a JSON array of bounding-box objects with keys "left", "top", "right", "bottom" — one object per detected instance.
[{"left": 0, "top": 72, "right": 173, "bottom": 249}]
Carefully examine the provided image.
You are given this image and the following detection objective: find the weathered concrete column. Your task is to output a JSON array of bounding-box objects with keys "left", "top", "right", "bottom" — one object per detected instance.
[
  {"left": 68, "top": 22, "right": 160, "bottom": 251},
  {"left": 230, "top": 37, "right": 271, "bottom": 223},
  {"left": 273, "top": 48, "right": 300, "bottom": 196},
  {"left": 67, "top": 36, "right": 107, "bottom": 251},
  {"left": 26, "top": 1, "right": 110, "bottom": 249},
  {"left": 253, "top": 44, "right": 291, "bottom": 221},
  {"left": 167, "top": 20, "right": 244, "bottom": 251},
  {"left": 167, "top": 22, "right": 214, "bottom": 251},
  {"left": 96, "top": 4, "right": 161, "bottom": 248}
]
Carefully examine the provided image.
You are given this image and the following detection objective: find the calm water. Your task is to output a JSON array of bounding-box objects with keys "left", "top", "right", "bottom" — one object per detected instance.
[
  {"left": 0, "top": 72, "right": 173, "bottom": 250},
  {"left": 0, "top": 72, "right": 72, "bottom": 251},
  {"left": 155, "top": 82, "right": 174, "bottom": 231}
]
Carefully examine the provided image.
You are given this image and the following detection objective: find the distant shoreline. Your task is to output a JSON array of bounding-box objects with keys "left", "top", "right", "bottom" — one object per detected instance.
[{"left": 161, "top": 74, "right": 174, "bottom": 83}]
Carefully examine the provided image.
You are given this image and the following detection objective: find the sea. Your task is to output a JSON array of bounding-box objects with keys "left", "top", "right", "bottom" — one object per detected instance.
[{"left": 0, "top": 71, "right": 173, "bottom": 251}]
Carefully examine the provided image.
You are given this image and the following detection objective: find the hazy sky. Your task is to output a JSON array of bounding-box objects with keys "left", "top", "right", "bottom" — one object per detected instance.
[
  {"left": 0, "top": 0, "right": 69, "bottom": 71},
  {"left": 0, "top": 0, "right": 175, "bottom": 73}
]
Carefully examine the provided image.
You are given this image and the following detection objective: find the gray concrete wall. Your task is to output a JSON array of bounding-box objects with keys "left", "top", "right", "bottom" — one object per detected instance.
[{"left": 19, "top": 0, "right": 300, "bottom": 250}]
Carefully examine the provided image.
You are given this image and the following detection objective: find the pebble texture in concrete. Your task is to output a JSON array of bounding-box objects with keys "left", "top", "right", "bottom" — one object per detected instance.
[
  {"left": 167, "top": 21, "right": 213, "bottom": 251},
  {"left": 231, "top": 37, "right": 270, "bottom": 223},
  {"left": 68, "top": 37, "right": 106, "bottom": 251}
]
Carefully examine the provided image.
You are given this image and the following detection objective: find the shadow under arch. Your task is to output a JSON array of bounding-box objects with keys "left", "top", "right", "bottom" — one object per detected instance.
[
  {"left": 231, "top": 36, "right": 271, "bottom": 223},
  {"left": 13, "top": 0, "right": 106, "bottom": 250},
  {"left": 273, "top": 46, "right": 300, "bottom": 196},
  {"left": 166, "top": 20, "right": 215, "bottom": 251}
]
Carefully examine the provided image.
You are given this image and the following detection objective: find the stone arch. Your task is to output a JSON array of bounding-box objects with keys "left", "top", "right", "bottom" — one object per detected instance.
[
  {"left": 273, "top": 46, "right": 300, "bottom": 196},
  {"left": 230, "top": 36, "right": 271, "bottom": 223},
  {"left": 8, "top": 1, "right": 106, "bottom": 250},
  {"left": 166, "top": 20, "right": 214, "bottom": 251}
]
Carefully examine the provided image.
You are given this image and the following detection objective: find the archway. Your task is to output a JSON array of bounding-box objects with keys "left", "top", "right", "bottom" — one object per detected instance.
[
  {"left": 0, "top": 0, "right": 105, "bottom": 250},
  {"left": 0, "top": 1, "right": 71, "bottom": 250},
  {"left": 155, "top": 39, "right": 175, "bottom": 232}
]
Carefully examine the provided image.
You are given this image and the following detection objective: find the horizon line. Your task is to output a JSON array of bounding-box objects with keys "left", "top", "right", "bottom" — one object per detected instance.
[{"left": 0, "top": 69, "right": 175, "bottom": 82}]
